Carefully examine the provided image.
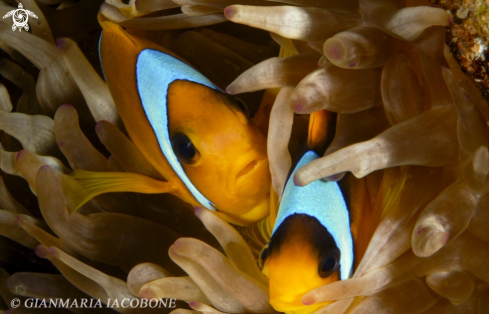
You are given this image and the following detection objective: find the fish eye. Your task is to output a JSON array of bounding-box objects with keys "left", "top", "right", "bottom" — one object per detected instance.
[
  {"left": 222, "top": 94, "right": 250, "bottom": 117},
  {"left": 233, "top": 97, "right": 250, "bottom": 117},
  {"left": 171, "top": 133, "right": 200, "bottom": 164},
  {"left": 318, "top": 248, "right": 341, "bottom": 278},
  {"left": 258, "top": 243, "right": 269, "bottom": 269}
]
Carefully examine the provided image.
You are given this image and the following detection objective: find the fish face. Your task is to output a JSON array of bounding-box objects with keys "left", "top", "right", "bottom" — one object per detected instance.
[
  {"left": 262, "top": 215, "right": 341, "bottom": 314},
  {"left": 166, "top": 80, "right": 270, "bottom": 221}
]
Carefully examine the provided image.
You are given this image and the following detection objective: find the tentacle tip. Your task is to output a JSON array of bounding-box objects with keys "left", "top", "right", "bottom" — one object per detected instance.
[
  {"left": 39, "top": 165, "right": 52, "bottom": 171},
  {"left": 225, "top": 85, "right": 236, "bottom": 95},
  {"left": 59, "top": 104, "right": 75, "bottom": 112},
  {"left": 5, "top": 309, "right": 12, "bottom": 314},
  {"left": 15, "top": 150, "right": 25, "bottom": 162},
  {"left": 57, "top": 38, "right": 66, "bottom": 51},
  {"left": 413, "top": 227, "right": 449, "bottom": 257},
  {"left": 48, "top": 246, "right": 57, "bottom": 255},
  {"left": 292, "top": 100, "right": 305, "bottom": 114},
  {"left": 139, "top": 289, "right": 151, "bottom": 300},
  {"left": 16, "top": 215, "right": 23, "bottom": 225},
  {"left": 100, "top": 2, "right": 108, "bottom": 12},
  {"left": 194, "top": 206, "right": 204, "bottom": 217},
  {"left": 302, "top": 297, "right": 315, "bottom": 305},
  {"left": 173, "top": 238, "right": 183, "bottom": 249},
  {"left": 34, "top": 245, "right": 49, "bottom": 258},
  {"left": 293, "top": 174, "right": 305, "bottom": 187},
  {"left": 95, "top": 120, "right": 107, "bottom": 134},
  {"left": 416, "top": 226, "right": 427, "bottom": 235},
  {"left": 34, "top": 247, "right": 43, "bottom": 257},
  {"left": 320, "top": 172, "right": 345, "bottom": 182},
  {"left": 224, "top": 5, "right": 237, "bottom": 19},
  {"left": 327, "top": 47, "right": 342, "bottom": 60}
]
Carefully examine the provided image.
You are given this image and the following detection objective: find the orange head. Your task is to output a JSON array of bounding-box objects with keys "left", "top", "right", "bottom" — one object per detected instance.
[{"left": 261, "top": 215, "right": 343, "bottom": 314}]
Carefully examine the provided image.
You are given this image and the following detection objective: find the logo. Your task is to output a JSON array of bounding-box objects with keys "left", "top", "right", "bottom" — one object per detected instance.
[{"left": 2, "top": 3, "right": 38, "bottom": 32}]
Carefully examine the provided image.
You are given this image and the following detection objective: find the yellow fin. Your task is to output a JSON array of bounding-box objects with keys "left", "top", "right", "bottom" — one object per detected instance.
[
  {"left": 307, "top": 110, "right": 336, "bottom": 153},
  {"left": 278, "top": 43, "right": 298, "bottom": 58},
  {"left": 65, "top": 170, "right": 175, "bottom": 213},
  {"left": 237, "top": 183, "right": 277, "bottom": 258},
  {"left": 97, "top": 12, "right": 119, "bottom": 30},
  {"left": 376, "top": 167, "right": 409, "bottom": 223},
  {"left": 252, "top": 186, "right": 277, "bottom": 245},
  {"left": 349, "top": 168, "right": 409, "bottom": 266},
  {"left": 359, "top": 167, "right": 409, "bottom": 247},
  {"left": 267, "top": 182, "right": 279, "bottom": 234}
]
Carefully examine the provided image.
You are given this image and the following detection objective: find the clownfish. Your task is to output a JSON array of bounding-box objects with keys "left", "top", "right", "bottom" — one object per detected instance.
[
  {"left": 259, "top": 111, "right": 371, "bottom": 314},
  {"left": 68, "top": 21, "right": 271, "bottom": 226}
]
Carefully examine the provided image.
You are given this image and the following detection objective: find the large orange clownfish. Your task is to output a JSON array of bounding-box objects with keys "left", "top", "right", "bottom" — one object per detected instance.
[{"left": 68, "top": 22, "right": 271, "bottom": 226}]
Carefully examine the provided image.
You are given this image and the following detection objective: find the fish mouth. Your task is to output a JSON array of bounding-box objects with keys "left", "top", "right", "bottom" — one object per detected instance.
[
  {"left": 236, "top": 160, "right": 258, "bottom": 180},
  {"left": 228, "top": 150, "right": 267, "bottom": 195}
]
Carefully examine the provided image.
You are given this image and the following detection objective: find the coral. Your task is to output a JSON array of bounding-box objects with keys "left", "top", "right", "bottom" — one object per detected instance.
[{"left": 442, "top": 0, "right": 489, "bottom": 100}]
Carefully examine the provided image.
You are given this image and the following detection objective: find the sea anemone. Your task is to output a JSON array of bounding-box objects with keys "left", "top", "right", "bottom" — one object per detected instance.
[{"left": 0, "top": 0, "right": 488, "bottom": 313}]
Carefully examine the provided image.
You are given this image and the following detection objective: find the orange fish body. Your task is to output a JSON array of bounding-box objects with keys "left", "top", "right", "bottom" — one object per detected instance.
[
  {"left": 260, "top": 111, "right": 372, "bottom": 314},
  {"left": 72, "top": 22, "right": 271, "bottom": 226}
]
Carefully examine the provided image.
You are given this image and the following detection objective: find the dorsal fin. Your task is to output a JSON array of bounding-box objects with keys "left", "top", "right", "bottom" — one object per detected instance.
[{"left": 307, "top": 109, "right": 336, "bottom": 154}]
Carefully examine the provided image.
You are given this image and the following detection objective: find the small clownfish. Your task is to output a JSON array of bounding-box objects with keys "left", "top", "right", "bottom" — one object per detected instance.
[
  {"left": 68, "top": 22, "right": 271, "bottom": 226},
  {"left": 258, "top": 111, "right": 371, "bottom": 314}
]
